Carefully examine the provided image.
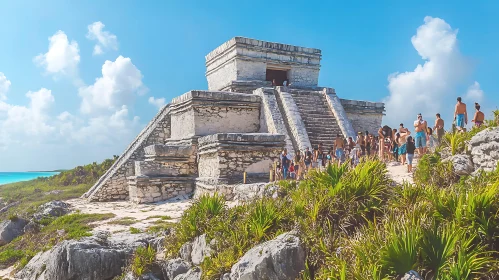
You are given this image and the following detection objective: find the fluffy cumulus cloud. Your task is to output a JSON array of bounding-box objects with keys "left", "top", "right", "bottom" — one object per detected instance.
[
  {"left": 86, "top": 22, "right": 118, "bottom": 55},
  {"left": 465, "top": 81, "right": 484, "bottom": 104},
  {"left": 79, "top": 56, "right": 146, "bottom": 114},
  {"left": 0, "top": 88, "right": 55, "bottom": 147},
  {"left": 383, "top": 16, "right": 470, "bottom": 127},
  {"left": 0, "top": 72, "right": 11, "bottom": 101},
  {"left": 34, "top": 31, "right": 80, "bottom": 77},
  {"left": 148, "top": 96, "right": 166, "bottom": 109}
]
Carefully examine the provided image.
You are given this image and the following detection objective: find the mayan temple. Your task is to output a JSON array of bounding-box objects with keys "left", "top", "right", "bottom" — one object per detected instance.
[{"left": 83, "top": 37, "right": 385, "bottom": 203}]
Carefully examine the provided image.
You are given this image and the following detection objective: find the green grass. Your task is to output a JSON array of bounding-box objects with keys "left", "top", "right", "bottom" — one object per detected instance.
[
  {"left": 130, "top": 227, "right": 142, "bottom": 234},
  {"left": 108, "top": 217, "right": 138, "bottom": 226},
  {"left": 131, "top": 245, "right": 155, "bottom": 276},
  {"left": 0, "top": 213, "right": 115, "bottom": 268},
  {"left": 147, "top": 215, "right": 172, "bottom": 220},
  {"left": 0, "top": 158, "right": 117, "bottom": 269}
]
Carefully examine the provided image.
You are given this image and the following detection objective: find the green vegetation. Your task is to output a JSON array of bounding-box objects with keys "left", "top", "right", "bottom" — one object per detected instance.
[
  {"left": 0, "top": 158, "right": 117, "bottom": 220},
  {"left": 130, "top": 227, "right": 142, "bottom": 234},
  {"left": 0, "top": 158, "right": 117, "bottom": 269},
  {"left": 161, "top": 156, "right": 499, "bottom": 279},
  {"left": 131, "top": 245, "right": 156, "bottom": 276},
  {"left": 108, "top": 217, "right": 138, "bottom": 226},
  {"left": 147, "top": 215, "right": 172, "bottom": 220},
  {"left": 0, "top": 213, "right": 114, "bottom": 267}
]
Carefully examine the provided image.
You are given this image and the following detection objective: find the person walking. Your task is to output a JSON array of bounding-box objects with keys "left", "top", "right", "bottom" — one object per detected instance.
[
  {"left": 281, "top": 149, "right": 291, "bottom": 180},
  {"left": 472, "top": 103, "right": 485, "bottom": 127},
  {"left": 334, "top": 133, "right": 345, "bottom": 166},
  {"left": 304, "top": 147, "right": 313, "bottom": 172},
  {"left": 294, "top": 150, "right": 303, "bottom": 180},
  {"left": 433, "top": 113, "right": 445, "bottom": 145},
  {"left": 406, "top": 136, "right": 416, "bottom": 173},
  {"left": 454, "top": 97, "right": 467, "bottom": 131},
  {"left": 398, "top": 130, "right": 410, "bottom": 165}
]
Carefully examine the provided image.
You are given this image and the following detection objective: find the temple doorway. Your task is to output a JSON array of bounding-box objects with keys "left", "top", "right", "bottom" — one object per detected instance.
[{"left": 265, "top": 69, "right": 288, "bottom": 86}]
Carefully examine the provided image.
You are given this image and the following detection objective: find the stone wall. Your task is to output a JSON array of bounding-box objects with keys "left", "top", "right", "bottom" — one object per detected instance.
[
  {"left": 275, "top": 87, "right": 312, "bottom": 154},
  {"left": 205, "top": 37, "right": 321, "bottom": 91},
  {"left": 254, "top": 88, "right": 294, "bottom": 154},
  {"left": 341, "top": 99, "right": 385, "bottom": 135},
  {"left": 84, "top": 105, "right": 171, "bottom": 202},
  {"left": 170, "top": 91, "right": 261, "bottom": 139},
  {"left": 128, "top": 177, "right": 193, "bottom": 204},
  {"left": 128, "top": 141, "right": 197, "bottom": 204},
  {"left": 323, "top": 88, "right": 356, "bottom": 138},
  {"left": 196, "top": 133, "right": 285, "bottom": 187}
]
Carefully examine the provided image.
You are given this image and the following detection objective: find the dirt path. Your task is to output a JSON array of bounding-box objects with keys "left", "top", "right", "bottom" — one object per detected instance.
[{"left": 386, "top": 158, "right": 418, "bottom": 185}]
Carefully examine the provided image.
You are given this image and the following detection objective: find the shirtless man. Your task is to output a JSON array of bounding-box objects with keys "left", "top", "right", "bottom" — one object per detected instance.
[
  {"left": 472, "top": 103, "right": 485, "bottom": 127},
  {"left": 414, "top": 113, "right": 428, "bottom": 155},
  {"left": 433, "top": 113, "right": 445, "bottom": 145},
  {"left": 454, "top": 97, "right": 467, "bottom": 131},
  {"left": 399, "top": 123, "right": 409, "bottom": 134},
  {"left": 333, "top": 134, "right": 345, "bottom": 166}
]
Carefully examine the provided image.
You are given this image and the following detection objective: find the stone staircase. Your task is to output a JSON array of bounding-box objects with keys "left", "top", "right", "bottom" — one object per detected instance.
[{"left": 289, "top": 89, "right": 342, "bottom": 150}]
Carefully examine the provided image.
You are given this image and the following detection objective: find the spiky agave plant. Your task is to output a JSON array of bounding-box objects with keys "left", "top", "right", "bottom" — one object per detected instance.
[{"left": 247, "top": 199, "right": 282, "bottom": 242}]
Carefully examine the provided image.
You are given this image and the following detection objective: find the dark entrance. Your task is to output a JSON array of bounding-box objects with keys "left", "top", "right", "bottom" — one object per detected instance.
[{"left": 265, "top": 69, "right": 288, "bottom": 86}]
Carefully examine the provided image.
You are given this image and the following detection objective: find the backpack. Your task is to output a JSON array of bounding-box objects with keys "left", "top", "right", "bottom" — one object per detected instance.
[{"left": 382, "top": 125, "right": 392, "bottom": 138}]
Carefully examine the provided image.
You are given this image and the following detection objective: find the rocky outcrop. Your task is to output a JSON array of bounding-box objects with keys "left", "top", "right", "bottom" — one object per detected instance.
[
  {"left": 229, "top": 231, "right": 305, "bottom": 280},
  {"left": 33, "top": 200, "right": 69, "bottom": 221},
  {"left": 179, "top": 242, "right": 193, "bottom": 263},
  {"left": 191, "top": 234, "right": 213, "bottom": 265},
  {"left": 16, "top": 231, "right": 154, "bottom": 280},
  {"left": 0, "top": 218, "right": 28, "bottom": 245},
  {"left": 401, "top": 270, "right": 423, "bottom": 280},
  {"left": 124, "top": 272, "right": 163, "bottom": 280},
  {"left": 469, "top": 127, "right": 499, "bottom": 171},
  {"left": 161, "top": 258, "right": 191, "bottom": 280},
  {"left": 173, "top": 267, "right": 202, "bottom": 280},
  {"left": 444, "top": 154, "right": 474, "bottom": 176}
]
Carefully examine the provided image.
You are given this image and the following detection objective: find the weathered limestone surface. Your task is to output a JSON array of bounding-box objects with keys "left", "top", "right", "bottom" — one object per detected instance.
[
  {"left": 341, "top": 99, "right": 385, "bottom": 135},
  {"left": 195, "top": 133, "right": 284, "bottom": 197},
  {"left": 469, "top": 127, "right": 499, "bottom": 171},
  {"left": 128, "top": 141, "right": 197, "bottom": 204},
  {"left": 170, "top": 91, "right": 261, "bottom": 140},
  {"left": 85, "top": 105, "right": 171, "bottom": 202},
  {"left": 255, "top": 87, "right": 294, "bottom": 154},
  {"left": 275, "top": 87, "right": 312, "bottom": 153},
  {"left": 323, "top": 88, "right": 356, "bottom": 139},
  {"left": 206, "top": 37, "right": 321, "bottom": 92}
]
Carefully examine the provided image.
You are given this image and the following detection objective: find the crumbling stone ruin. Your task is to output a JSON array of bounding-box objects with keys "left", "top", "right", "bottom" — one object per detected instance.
[{"left": 83, "top": 37, "right": 385, "bottom": 203}]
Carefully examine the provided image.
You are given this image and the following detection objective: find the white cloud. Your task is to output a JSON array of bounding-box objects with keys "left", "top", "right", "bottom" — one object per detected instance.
[
  {"left": 34, "top": 31, "right": 80, "bottom": 77},
  {"left": 0, "top": 72, "right": 11, "bottom": 101},
  {"left": 79, "top": 56, "right": 145, "bottom": 114},
  {"left": 86, "top": 21, "right": 118, "bottom": 55},
  {"left": 383, "top": 16, "right": 468, "bottom": 127},
  {"left": 148, "top": 96, "right": 166, "bottom": 109},
  {"left": 1, "top": 88, "right": 55, "bottom": 139},
  {"left": 465, "top": 81, "right": 484, "bottom": 103}
]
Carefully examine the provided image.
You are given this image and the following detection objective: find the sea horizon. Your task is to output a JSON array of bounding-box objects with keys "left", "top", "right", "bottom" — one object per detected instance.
[{"left": 0, "top": 171, "right": 60, "bottom": 185}]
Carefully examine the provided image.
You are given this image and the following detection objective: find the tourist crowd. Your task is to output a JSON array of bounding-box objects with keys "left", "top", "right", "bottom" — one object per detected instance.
[{"left": 276, "top": 97, "right": 485, "bottom": 180}]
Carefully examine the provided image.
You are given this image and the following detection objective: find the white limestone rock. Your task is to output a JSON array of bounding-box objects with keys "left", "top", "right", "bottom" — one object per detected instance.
[
  {"left": 179, "top": 242, "right": 193, "bottom": 263},
  {"left": 173, "top": 267, "right": 202, "bottom": 280},
  {"left": 443, "top": 154, "right": 474, "bottom": 176},
  {"left": 469, "top": 127, "right": 499, "bottom": 171},
  {"left": 229, "top": 231, "right": 305, "bottom": 280},
  {"left": 191, "top": 234, "right": 213, "bottom": 265},
  {"left": 161, "top": 258, "right": 191, "bottom": 280},
  {"left": 33, "top": 200, "right": 69, "bottom": 221},
  {"left": 0, "top": 218, "right": 28, "bottom": 245}
]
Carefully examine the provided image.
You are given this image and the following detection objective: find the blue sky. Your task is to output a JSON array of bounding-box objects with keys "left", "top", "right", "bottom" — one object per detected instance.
[{"left": 0, "top": 0, "right": 498, "bottom": 171}]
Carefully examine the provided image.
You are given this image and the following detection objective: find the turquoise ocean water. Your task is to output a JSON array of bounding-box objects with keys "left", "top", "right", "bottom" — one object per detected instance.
[{"left": 0, "top": 172, "right": 59, "bottom": 185}]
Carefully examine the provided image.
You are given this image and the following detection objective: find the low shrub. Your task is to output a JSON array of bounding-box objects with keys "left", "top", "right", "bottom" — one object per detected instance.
[{"left": 131, "top": 245, "right": 155, "bottom": 276}]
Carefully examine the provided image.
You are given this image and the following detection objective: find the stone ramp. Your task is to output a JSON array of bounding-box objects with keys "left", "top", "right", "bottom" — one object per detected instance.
[
  {"left": 289, "top": 89, "right": 342, "bottom": 149},
  {"left": 83, "top": 105, "right": 171, "bottom": 201}
]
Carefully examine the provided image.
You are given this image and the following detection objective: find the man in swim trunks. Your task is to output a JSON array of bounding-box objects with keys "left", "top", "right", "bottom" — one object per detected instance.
[
  {"left": 433, "top": 113, "right": 445, "bottom": 145},
  {"left": 472, "top": 103, "right": 485, "bottom": 127},
  {"left": 454, "top": 97, "right": 467, "bottom": 131},
  {"left": 414, "top": 113, "right": 428, "bottom": 155},
  {"left": 333, "top": 133, "right": 345, "bottom": 166}
]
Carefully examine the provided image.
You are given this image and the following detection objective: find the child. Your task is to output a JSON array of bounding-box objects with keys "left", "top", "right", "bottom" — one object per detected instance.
[
  {"left": 289, "top": 162, "right": 295, "bottom": 179},
  {"left": 406, "top": 136, "right": 416, "bottom": 173}
]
